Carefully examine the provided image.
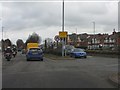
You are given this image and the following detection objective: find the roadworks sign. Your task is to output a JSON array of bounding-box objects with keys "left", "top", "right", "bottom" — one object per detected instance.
[{"left": 59, "top": 31, "right": 68, "bottom": 38}]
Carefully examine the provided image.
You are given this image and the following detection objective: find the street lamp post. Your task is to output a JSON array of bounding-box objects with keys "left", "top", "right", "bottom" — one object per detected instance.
[
  {"left": 62, "top": 0, "right": 65, "bottom": 57},
  {"left": 0, "top": 19, "right": 2, "bottom": 40},
  {"left": 2, "top": 26, "right": 3, "bottom": 40},
  {"left": 76, "top": 28, "right": 77, "bottom": 34},
  {"left": 62, "top": 0, "right": 64, "bottom": 32},
  {"left": 92, "top": 22, "right": 95, "bottom": 49}
]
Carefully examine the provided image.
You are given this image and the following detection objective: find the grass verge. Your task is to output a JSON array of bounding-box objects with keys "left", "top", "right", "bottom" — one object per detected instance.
[{"left": 44, "top": 53, "right": 75, "bottom": 60}]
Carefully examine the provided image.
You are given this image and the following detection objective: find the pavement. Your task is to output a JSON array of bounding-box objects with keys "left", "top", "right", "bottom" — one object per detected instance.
[
  {"left": 0, "top": 52, "right": 2, "bottom": 89},
  {"left": 109, "top": 72, "right": 119, "bottom": 87},
  {"left": 44, "top": 54, "right": 75, "bottom": 60}
]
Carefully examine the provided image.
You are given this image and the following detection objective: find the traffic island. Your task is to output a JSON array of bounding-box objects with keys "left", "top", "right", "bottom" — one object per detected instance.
[
  {"left": 109, "top": 72, "right": 119, "bottom": 87},
  {"left": 44, "top": 54, "right": 75, "bottom": 60}
]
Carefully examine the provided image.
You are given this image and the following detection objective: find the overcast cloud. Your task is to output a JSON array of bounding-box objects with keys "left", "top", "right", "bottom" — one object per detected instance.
[{"left": 0, "top": 1, "right": 118, "bottom": 44}]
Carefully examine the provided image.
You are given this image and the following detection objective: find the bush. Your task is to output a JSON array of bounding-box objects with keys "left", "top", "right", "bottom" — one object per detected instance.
[
  {"left": 86, "top": 50, "right": 118, "bottom": 55},
  {"left": 76, "top": 46, "right": 87, "bottom": 49},
  {"left": 44, "top": 47, "right": 62, "bottom": 56}
]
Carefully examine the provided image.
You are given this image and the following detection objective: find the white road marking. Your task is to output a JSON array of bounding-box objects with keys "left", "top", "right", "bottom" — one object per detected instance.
[{"left": 87, "top": 56, "right": 93, "bottom": 57}]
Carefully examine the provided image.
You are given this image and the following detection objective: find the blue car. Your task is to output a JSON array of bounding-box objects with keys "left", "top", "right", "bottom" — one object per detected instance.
[
  {"left": 26, "top": 48, "right": 43, "bottom": 61},
  {"left": 70, "top": 48, "right": 87, "bottom": 58}
]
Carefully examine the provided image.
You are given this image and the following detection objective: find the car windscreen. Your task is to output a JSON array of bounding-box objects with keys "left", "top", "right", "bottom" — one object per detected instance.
[
  {"left": 73, "top": 49, "right": 84, "bottom": 52},
  {"left": 29, "top": 48, "right": 42, "bottom": 52}
]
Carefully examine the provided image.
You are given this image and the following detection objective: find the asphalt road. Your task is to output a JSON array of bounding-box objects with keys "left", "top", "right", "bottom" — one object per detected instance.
[
  {"left": 2, "top": 52, "right": 118, "bottom": 88},
  {"left": 0, "top": 52, "right": 2, "bottom": 89}
]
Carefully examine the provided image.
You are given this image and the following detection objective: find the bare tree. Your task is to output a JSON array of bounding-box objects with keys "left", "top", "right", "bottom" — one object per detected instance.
[
  {"left": 25, "top": 32, "right": 42, "bottom": 48},
  {"left": 16, "top": 39, "right": 24, "bottom": 49},
  {"left": 26, "top": 32, "right": 42, "bottom": 43},
  {"left": 4, "top": 39, "right": 12, "bottom": 48},
  {"left": 45, "top": 38, "right": 53, "bottom": 46}
]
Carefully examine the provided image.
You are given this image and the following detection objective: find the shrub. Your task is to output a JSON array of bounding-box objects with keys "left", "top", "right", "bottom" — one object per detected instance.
[
  {"left": 86, "top": 50, "right": 118, "bottom": 55},
  {"left": 44, "top": 47, "right": 62, "bottom": 56}
]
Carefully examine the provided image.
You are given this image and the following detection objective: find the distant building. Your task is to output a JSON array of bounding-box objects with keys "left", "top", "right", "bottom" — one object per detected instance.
[
  {"left": 0, "top": 41, "right": 1, "bottom": 50},
  {"left": 67, "top": 33, "right": 88, "bottom": 49},
  {"left": 67, "top": 29, "right": 120, "bottom": 50}
]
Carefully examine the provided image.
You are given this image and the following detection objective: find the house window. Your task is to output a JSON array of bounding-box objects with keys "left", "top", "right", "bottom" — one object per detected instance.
[
  {"left": 104, "top": 38, "right": 108, "bottom": 43},
  {"left": 113, "top": 39, "right": 115, "bottom": 43},
  {"left": 92, "top": 38, "right": 94, "bottom": 43},
  {"left": 93, "top": 38, "right": 98, "bottom": 44},
  {"left": 88, "top": 42, "right": 91, "bottom": 44},
  {"left": 109, "top": 38, "right": 113, "bottom": 43},
  {"left": 97, "top": 40, "right": 100, "bottom": 43}
]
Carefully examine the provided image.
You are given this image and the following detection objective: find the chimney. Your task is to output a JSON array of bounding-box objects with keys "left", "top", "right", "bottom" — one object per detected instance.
[{"left": 113, "top": 28, "right": 116, "bottom": 35}]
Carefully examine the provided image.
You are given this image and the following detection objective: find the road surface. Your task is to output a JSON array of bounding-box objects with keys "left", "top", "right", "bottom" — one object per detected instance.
[
  {"left": 0, "top": 52, "right": 2, "bottom": 89},
  {"left": 2, "top": 52, "right": 118, "bottom": 88}
]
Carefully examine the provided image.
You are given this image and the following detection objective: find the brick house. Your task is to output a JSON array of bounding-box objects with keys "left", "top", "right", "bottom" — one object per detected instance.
[
  {"left": 102, "top": 30, "right": 119, "bottom": 50},
  {"left": 87, "top": 34, "right": 109, "bottom": 50},
  {"left": 67, "top": 33, "right": 88, "bottom": 49},
  {"left": 67, "top": 30, "right": 120, "bottom": 50}
]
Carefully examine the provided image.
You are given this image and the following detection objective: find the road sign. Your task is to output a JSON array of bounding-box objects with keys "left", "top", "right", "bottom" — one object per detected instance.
[
  {"left": 54, "top": 35, "right": 60, "bottom": 41},
  {"left": 59, "top": 31, "right": 68, "bottom": 38}
]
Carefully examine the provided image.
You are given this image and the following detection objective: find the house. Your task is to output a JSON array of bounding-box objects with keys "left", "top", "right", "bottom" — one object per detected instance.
[
  {"left": 87, "top": 30, "right": 120, "bottom": 50},
  {"left": 67, "top": 33, "right": 88, "bottom": 49},
  {"left": 67, "top": 29, "right": 120, "bottom": 50},
  {"left": 0, "top": 41, "right": 1, "bottom": 51}
]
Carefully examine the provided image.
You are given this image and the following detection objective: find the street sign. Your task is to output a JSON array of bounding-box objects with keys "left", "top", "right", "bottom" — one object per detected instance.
[
  {"left": 59, "top": 31, "right": 68, "bottom": 38},
  {"left": 54, "top": 35, "right": 60, "bottom": 41},
  {"left": 62, "top": 45, "right": 66, "bottom": 50}
]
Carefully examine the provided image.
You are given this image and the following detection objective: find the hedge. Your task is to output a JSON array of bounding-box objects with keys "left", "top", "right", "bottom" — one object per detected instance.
[
  {"left": 44, "top": 48, "right": 119, "bottom": 56},
  {"left": 44, "top": 48, "right": 62, "bottom": 56},
  {"left": 86, "top": 50, "right": 119, "bottom": 55}
]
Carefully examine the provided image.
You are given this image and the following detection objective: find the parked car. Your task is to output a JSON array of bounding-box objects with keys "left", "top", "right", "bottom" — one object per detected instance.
[
  {"left": 65, "top": 45, "right": 75, "bottom": 55},
  {"left": 70, "top": 48, "right": 87, "bottom": 58},
  {"left": 18, "top": 48, "right": 22, "bottom": 52},
  {"left": 26, "top": 47, "right": 43, "bottom": 61},
  {"left": 22, "top": 49, "right": 26, "bottom": 54},
  {"left": 0, "top": 47, "right": 1, "bottom": 52}
]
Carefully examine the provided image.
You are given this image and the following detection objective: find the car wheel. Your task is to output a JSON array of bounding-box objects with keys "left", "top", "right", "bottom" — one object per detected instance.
[
  {"left": 69, "top": 53, "right": 72, "bottom": 57},
  {"left": 27, "top": 58, "right": 29, "bottom": 61},
  {"left": 84, "top": 56, "right": 87, "bottom": 58},
  {"left": 41, "top": 58, "right": 43, "bottom": 61},
  {"left": 73, "top": 55, "right": 76, "bottom": 58},
  {"left": 7, "top": 59, "right": 10, "bottom": 61}
]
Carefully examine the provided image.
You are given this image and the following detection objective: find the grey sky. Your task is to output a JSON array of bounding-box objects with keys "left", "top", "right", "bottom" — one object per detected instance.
[{"left": 0, "top": 1, "right": 118, "bottom": 44}]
